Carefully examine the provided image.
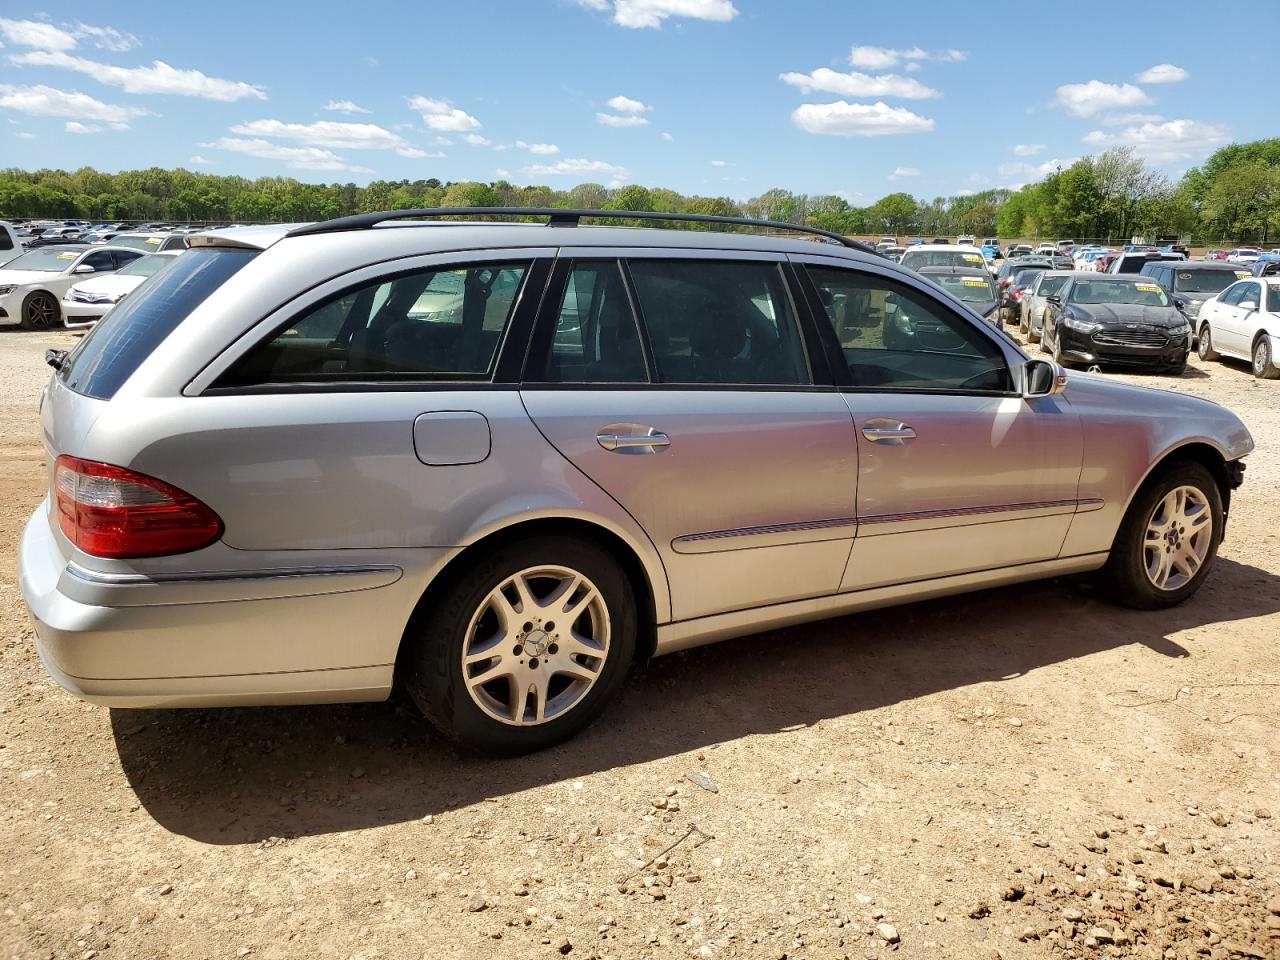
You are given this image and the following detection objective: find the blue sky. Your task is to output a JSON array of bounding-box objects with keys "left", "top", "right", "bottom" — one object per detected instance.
[{"left": 0, "top": 1, "right": 1267, "bottom": 201}]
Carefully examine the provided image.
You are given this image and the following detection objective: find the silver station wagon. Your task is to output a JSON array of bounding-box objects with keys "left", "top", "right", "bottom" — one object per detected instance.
[{"left": 19, "top": 210, "right": 1254, "bottom": 752}]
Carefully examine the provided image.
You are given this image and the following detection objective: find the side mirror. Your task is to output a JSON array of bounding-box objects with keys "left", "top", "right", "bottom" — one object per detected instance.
[
  {"left": 73, "top": 264, "right": 95, "bottom": 274},
  {"left": 1045, "top": 295, "right": 1061, "bottom": 305},
  {"left": 1024, "top": 359, "right": 1067, "bottom": 399},
  {"left": 1240, "top": 300, "right": 1258, "bottom": 312}
]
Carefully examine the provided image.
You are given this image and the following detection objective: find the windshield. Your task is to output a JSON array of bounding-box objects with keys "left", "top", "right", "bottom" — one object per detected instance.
[
  {"left": 2, "top": 248, "right": 83, "bottom": 272},
  {"left": 1173, "top": 269, "right": 1240, "bottom": 294},
  {"left": 109, "top": 235, "right": 166, "bottom": 252},
  {"left": 1012, "top": 267, "right": 1048, "bottom": 285},
  {"left": 1038, "top": 276, "right": 1068, "bottom": 297},
  {"left": 116, "top": 254, "right": 179, "bottom": 279},
  {"left": 1068, "top": 278, "right": 1170, "bottom": 307},
  {"left": 901, "top": 250, "right": 987, "bottom": 270},
  {"left": 929, "top": 274, "right": 996, "bottom": 302}
]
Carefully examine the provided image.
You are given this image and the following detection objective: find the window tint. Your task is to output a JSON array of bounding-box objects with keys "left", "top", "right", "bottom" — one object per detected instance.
[
  {"left": 544, "top": 262, "right": 646, "bottom": 383},
  {"left": 1039, "top": 276, "right": 1068, "bottom": 297},
  {"left": 81, "top": 251, "right": 115, "bottom": 272},
  {"left": 627, "top": 260, "right": 809, "bottom": 385},
  {"left": 219, "top": 261, "right": 529, "bottom": 387},
  {"left": 1237, "top": 283, "right": 1261, "bottom": 306},
  {"left": 61, "top": 248, "right": 257, "bottom": 400},
  {"left": 0, "top": 230, "right": 12, "bottom": 252},
  {"left": 1220, "top": 283, "right": 1247, "bottom": 306},
  {"left": 807, "top": 265, "right": 1012, "bottom": 393},
  {"left": 1267, "top": 285, "right": 1280, "bottom": 312}
]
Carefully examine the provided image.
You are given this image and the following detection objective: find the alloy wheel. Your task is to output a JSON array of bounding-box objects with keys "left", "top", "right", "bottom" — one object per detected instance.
[
  {"left": 461, "top": 565, "right": 610, "bottom": 726},
  {"left": 24, "top": 294, "right": 56, "bottom": 330},
  {"left": 1254, "top": 338, "right": 1272, "bottom": 377},
  {"left": 1143, "top": 485, "right": 1213, "bottom": 591}
]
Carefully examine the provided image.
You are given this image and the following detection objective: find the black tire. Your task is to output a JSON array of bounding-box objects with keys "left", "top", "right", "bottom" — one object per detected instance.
[
  {"left": 1251, "top": 335, "right": 1279, "bottom": 379},
  {"left": 20, "top": 291, "right": 59, "bottom": 331},
  {"left": 400, "top": 537, "right": 637, "bottom": 753},
  {"left": 1050, "top": 325, "right": 1072, "bottom": 368},
  {"left": 1197, "top": 324, "right": 1219, "bottom": 362},
  {"left": 1164, "top": 359, "right": 1188, "bottom": 376},
  {"left": 1100, "top": 461, "right": 1223, "bottom": 610}
]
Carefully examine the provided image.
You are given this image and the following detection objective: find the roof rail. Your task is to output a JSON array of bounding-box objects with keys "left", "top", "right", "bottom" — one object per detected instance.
[{"left": 283, "top": 207, "right": 875, "bottom": 252}]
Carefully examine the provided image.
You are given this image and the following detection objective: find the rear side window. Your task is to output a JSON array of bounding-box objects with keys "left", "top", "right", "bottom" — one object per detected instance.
[
  {"left": 544, "top": 261, "right": 646, "bottom": 383},
  {"left": 627, "top": 259, "right": 809, "bottom": 385},
  {"left": 60, "top": 247, "right": 257, "bottom": 400},
  {"left": 218, "top": 261, "right": 530, "bottom": 386}
]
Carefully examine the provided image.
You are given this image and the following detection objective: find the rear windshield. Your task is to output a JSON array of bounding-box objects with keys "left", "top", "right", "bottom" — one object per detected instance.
[
  {"left": 928, "top": 274, "right": 996, "bottom": 302},
  {"left": 901, "top": 250, "right": 987, "bottom": 271},
  {"left": 1173, "top": 269, "right": 1240, "bottom": 294},
  {"left": 1069, "top": 278, "right": 1170, "bottom": 307},
  {"left": 1012, "top": 267, "right": 1048, "bottom": 284},
  {"left": 59, "top": 247, "right": 256, "bottom": 399}
]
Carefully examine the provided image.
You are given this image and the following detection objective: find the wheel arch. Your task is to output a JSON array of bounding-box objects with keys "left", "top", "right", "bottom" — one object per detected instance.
[
  {"left": 1124, "top": 439, "right": 1235, "bottom": 535},
  {"left": 393, "top": 515, "right": 665, "bottom": 682}
]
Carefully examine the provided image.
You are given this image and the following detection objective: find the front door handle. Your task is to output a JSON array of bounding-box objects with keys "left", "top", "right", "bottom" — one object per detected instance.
[
  {"left": 861, "top": 419, "right": 916, "bottom": 444},
  {"left": 596, "top": 429, "right": 671, "bottom": 453}
]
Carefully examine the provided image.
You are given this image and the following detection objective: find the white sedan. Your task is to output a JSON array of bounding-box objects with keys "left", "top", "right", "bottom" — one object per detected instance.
[
  {"left": 0, "top": 245, "right": 144, "bottom": 329},
  {"left": 1196, "top": 277, "right": 1280, "bottom": 379},
  {"left": 62, "top": 251, "right": 182, "bottom": 329}
]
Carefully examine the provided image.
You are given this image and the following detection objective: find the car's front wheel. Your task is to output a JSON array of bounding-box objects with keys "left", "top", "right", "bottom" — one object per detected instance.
[
  {"left": 1197, "top": 324, "right": 1220, "bottom": 362},
  {"left": 401, "top": 537, "right": 637, "bottom": 753},
  {"left": 1101, "top": 462, "right": 1222, "bottom": 609},
  {"left": 1050, "top": 325, "right": 1073, "bottom": 369},
  {"left": 20, "top": 291, "right": 59, "bottom": 330}
]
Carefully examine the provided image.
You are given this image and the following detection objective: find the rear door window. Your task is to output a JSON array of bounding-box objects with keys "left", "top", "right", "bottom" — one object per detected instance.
[
  {"left": 543, "top": 261, "right": 647, "bottom": 383},
  {"left": 60, "top": 247, "right": 258, "bottom": 400},
  {"left": 218, "top": 261, "right": 530, "bottom": 386},
  {"left": 626, "top": 259, "right": 809, "bottom": 385}
]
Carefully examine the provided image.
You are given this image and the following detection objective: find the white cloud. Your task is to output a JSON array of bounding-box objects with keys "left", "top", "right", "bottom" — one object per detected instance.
[
  {"left": 848, "top": 45, "right": 968, "bottom": 69},
  {"left": 1136, "top": 63, "right": 1188, "bottom": 85},
  {"left": 524, "top": 157, "right": 630, "bottom": 179},
  {"left": 324, "top": 99, "right": 370, "bottom": 115},
  {"left": 516, "top": 140, "right": 559, "bottom": 155},
  {"left": 606, "top": 94, "right": 650, "bottom": 113},
  {"left": 1082, "top": 119, "right": 1229, "bottom": 164},
  {"left": 1012, "top": 143, "right": 1045, "bottom": 156},
  {"left": 0, "top": 83, "right": 148, "bottom": 129},
  {"left": 188, "top": 154, "right": 212, "bottom": 165},
  {"left": 888, "top": 166, "right": 920, "bottom": 180},
  {"left": 0, "top": 18, "right": 78, "bottom": 51},
  {"left": 577, "top": 0, "right": 739, "bottom": 29},
  {"left": 64, "top": 120, "right": 101, "bottom": 134},
  {"left": 433, "top": 135, "right": 452, "bottom": 145},
  {"left": 710, "top": 159, "right": 729, "bottom": 167},
  {"left": 72, "top": 23, "right": 138, "bottom": 52},
  {"left": 201, "top": 137, "right": 374, "bottom": 173},
  {"left": 1098, "top": 111, "right": 1164, "bottom": 127},
  {"left": 495, "top": 167, "right": 512, "bottom": 178},
  {"left": 10, "top": 50, "right": 267, "bottom": 102},
  {"left": 660, "top": 131, "right": 673, "bottom": 141},
  {"left": 231, "top": 119, "right": 408, "bottom": 150},
  {"left": 407, "top": 95, "right": 481, "bottom": 132},
  {"left": 954, "top": 189, "right": 975, "bottom": 197},
  {"left": 791, "top": 100, "right": 934, "bottom": 136},
  {"left": 1054, "top": 80, "right": 1151, "bottom": 118},
  {"left": 779, "top": 67, "right": 939, "bottom": 100},
  {"left": 15, "top": 131, "right": 35, "bottom": 139},
  {"left": 461, "top": 133, "right": 490, "bottom": 145},
  {"left": 395, "top": 146, "right": 445, "bottom": 159},
  {"left": 597, "top": 112, "right": 649, "bottom": 127},
  {"left": 998, "top": 157, "right": 1074, "bottom": 179}
]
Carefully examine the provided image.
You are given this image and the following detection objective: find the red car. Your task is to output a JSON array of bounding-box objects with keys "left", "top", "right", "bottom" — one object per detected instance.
[{"left": 1205, "top": 249, "right": 1230, "bottom": 261}]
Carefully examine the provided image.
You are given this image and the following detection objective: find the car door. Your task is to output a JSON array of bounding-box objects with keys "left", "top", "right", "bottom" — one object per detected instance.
[
  {"left": 1215, "top": 281, "right": 1256, "bottom": 356},
  {"left": 795, "top": 254, "right": 1084, "bottom": 591},
  {"left": 520, "top": 251, "right": 860, "bottom": 622}
]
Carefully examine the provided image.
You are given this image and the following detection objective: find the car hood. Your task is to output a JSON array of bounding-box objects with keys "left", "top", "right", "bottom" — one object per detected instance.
[
  {"left": 0, "top": 269, "right": 64, "bottom": 287},
  {"left": 1071, "top": 303, "right": 1183, "bottom": 326},
  {"left": 68, "top": 274, "right": 144, "bottom": 296},
  {"left": 1063, "top": 372, "right": 1254, "bottom": 461}
]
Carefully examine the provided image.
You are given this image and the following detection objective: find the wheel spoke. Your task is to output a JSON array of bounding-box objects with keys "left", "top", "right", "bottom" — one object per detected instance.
[
  {"left": 468, "top": 660, "right": 511, "bottom": 688},
  {"left": 552, "top": 659, "right": 598, "bottom": 684}
]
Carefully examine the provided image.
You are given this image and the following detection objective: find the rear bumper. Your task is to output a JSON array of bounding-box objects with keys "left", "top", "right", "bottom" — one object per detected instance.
[{"left": 17, "top": 502, "right": 450, "bottom": 708}]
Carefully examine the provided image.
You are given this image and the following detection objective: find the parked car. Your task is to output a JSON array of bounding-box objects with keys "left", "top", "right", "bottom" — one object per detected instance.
[
  {"left": 995, "top": 256, "right": 1052, "bottom": 322},
  {"left": 931, "top": 237, "right": 949, "bottom": 244},
  {"left": 1225, "top": 248, "right": 1263, "bottom": 264},
  {"left": 1195, "top": 277, "right": 1280, "bottom": 379},
  {"left": 105, "top": 232, "right": 190, "bottom": 254},
  {"left": 1204, "top": 250, "right": 1230, "bottom": 261},
  {"left": 62, "top": 251, "right": 183, "bottom": 329},
  {"left": 1035, "top": 243, "right": 1057, "bottom": 255},
  {"left": 18, "top": 209, "right": 1252, "bottom": 753},
  {"left": 956, "top": 235, "right": 976, "bottom": 246},
  {"left": 0, "top": 245, "right": 145, "bottom": 329},
  {"left": 980, "top": 237, "right": 999, "bottom": 249},
  {"left": 880, "top": 245, "right": 905, "bottom": 262},
  {"left": 1008, "top": 243, "right": 1033, "bottom": 258},
  {"left": 1018, "top": 270, "right": 1072, "bottom": 342},
  {"left": 915, "top": 266, "right": 999, "bottom": 320},
  {"left": 899, "top": 244, "right": 989, "bottom": 273},
  {"left": 0, "top": 220, "right": 23, "bottom": 267},
  {"left": 1251, "top": 260, "right": 1280, "bottom": 278},
  {"left": 1138, "top": 261, "right": 1251, "bottom": 328},
  {"left": 1040, "top": 274, "right": 1192, "bottom": 374}
]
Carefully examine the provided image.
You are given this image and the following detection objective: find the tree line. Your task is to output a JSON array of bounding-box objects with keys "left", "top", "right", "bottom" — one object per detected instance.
[{"left": 2, "top": 138, "right": 1277, "bottom": 243}]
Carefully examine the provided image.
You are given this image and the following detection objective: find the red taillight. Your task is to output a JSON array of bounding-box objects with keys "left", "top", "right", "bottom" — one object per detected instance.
[
  {"left": 54, "top": 455, "right": 223, "bottom": 559},
  {"left": 1012, "top": 289, "right": 1024, "bottom": 300},
  {"left": 999, "top": 278, "right": 1011, "bottom": 288}
]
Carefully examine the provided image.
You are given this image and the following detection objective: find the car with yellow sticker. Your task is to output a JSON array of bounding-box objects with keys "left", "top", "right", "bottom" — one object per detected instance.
[
  {"left": 0, "top": 245, "right": 146, "bottom": 330},
  {"left": 899, "top": 243, "right": 989, "bottom": 274},
  {"left": 98, "top": 232, "right": 190, "bottom": 254},
  {"left": 916, "top": 266, "right": 999, "bottom": 321}
]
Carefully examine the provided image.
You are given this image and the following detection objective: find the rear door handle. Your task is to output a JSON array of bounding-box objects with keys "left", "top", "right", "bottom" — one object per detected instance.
[
  {"left": 861, "top": 419, "right": 916, "bottom": 444},
  {"left": 596, "top": 430, "right": 670, "bottom": 453}
]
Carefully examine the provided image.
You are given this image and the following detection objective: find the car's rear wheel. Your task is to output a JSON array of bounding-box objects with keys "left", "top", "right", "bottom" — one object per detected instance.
[
  {"left": 1101, "top": 462, "right": 1222, "bottom": 609},
  {"left": 1251, "top": 335, "right": 1279, "bottom": 379},
  {"left": 20, "top": 291, "right": 59, "bottom": 331},
  {"left": 1197, "top": 325, "right": 1219, "bottom": 361},
  {"left": 401, "top": 537, "right": 637, "bottom": 753}
]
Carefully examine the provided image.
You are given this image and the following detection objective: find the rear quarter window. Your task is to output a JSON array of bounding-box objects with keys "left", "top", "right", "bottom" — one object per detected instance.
[{"left": 59, "top": 247, "right": 257, "bottom": 399}]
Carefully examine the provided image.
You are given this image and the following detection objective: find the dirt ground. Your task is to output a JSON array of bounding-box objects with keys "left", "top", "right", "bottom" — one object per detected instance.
[{"left": 1, "top": 325, "right": 1277, "bottom": 960}]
